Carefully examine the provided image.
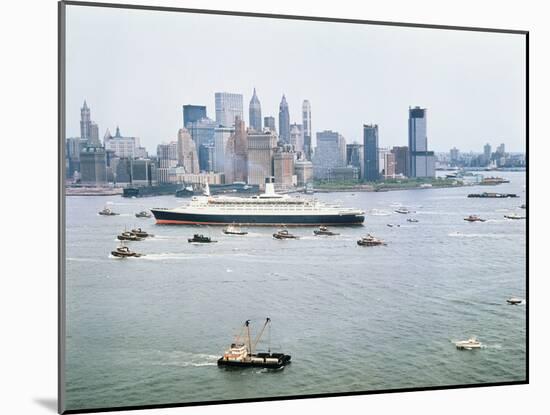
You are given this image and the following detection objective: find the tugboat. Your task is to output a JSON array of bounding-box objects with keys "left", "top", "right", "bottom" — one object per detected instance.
[
  {"left": 217, "top": 318, "right": 291, "bottom": 369},
  {"left": 394, "top": 207, "right": 410, "bottom": 214},
  {"left": 223, "top": 223, "right": 248, "bottom": 235},
  {"left": 273, "top": 229, "right": 299, "bottom": 239},
  {"left": 188, "top": 234, "right": 217, "bottom": 243},
  {"left": 407, "top": 218, "right": 419, "bottom": 223},
  {"left": 504, "top": 213, "right": 526, "bottom": 220},
  {"left": 131, "top": 228, "right": 153, "bottom": 238},
  {"left": 313, "top": 226, "right": 339, "bottom": 236},
  {"left": 135, "top": 211, "right": 152, "bottom": 218},
  {"left": 111, "top": 244, "right": 144, "bottom": 258},
  {"left": 386, "top": 223, "right": 400, "bottom": 228},
  {"left": 454, "top": 337, "right": 482, "bottom": 350},
  {"left": 357, "top": 234, "right": 386, "bottom": 246},
  {"left": 506, "top": 297, "right": 523, "bottom": 305},
  {"left": 117, "top": 231, "right": 144, "bottom": 241},
  {"left": 98, "top": 206, "right": 119, "bottom": 216},
  {"left": 464, "top": 215, "right": 486, "bottom": 222},
  {"left": 468, "top": 192, "right": 518, "bottom": 198}
]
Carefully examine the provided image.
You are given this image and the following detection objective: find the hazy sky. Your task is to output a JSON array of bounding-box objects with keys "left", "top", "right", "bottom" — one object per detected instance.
[{"left": 65, "top": 5, "right": 526, "bottom": 154}]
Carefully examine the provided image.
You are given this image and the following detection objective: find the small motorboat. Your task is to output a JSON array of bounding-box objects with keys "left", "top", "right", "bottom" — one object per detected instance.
[
  {"left": 111, "top": 245, "right": 144, "bottom": 258},
  {"left": 407, "top": 218, "right": 419, "bottom": 223},
  {"left": 117, "top": 231, "right": 143, "bottom": 241},
  {"left": 313, "top": 226, "right": 339, "bottom": 236},
  {"left": 394, "top": 207, "right": 410, "bottom": 214},
  {"left": 188, "top": 234, "right": 217, "bottom": 243},
  {"left": 386, "top": 224, "right": 400, "bottom": 228},
  {"left": 506, "top": 297, "right": 523, "bottom": 305},
  {"left": 357, "top": 234, "right": 386, "bottom": 246},
  {"left": 455, "top": 337, "right": 482, "bottom": 350},
  {"left": 99, "top": 207, "right": 119, "bottom": 216},
  {"left": 131, "top": 228, "right": 153, "bottom": 238},
  {"left": 135, "top": 210, "right": 152, "bottom": 218},
  {"left": 223, "top": 224, "right": 248, "bottom": 235},
  {"left": 520, "top": 204, "right": 526, "bottom": 209},
  {"left": 464, "top": 215, "right": 486, "bottom": 222},
  {"left": 273, "top": 229, "right": 298, "bottom": 239},
  {"left": 504, "top": 213, "right": 526, "bottom": 220}
]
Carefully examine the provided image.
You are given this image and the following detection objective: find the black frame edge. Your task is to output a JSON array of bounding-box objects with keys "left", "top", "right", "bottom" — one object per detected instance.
[
  {"left": 58, "top": 1, "right": 67, "bottom": 414},
  {"left": 62, "top": 0, "right": 528, "bottom": 35}
]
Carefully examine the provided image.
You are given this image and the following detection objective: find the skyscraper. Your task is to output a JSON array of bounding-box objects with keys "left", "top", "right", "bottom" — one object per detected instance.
[
  {"left": 483, "top": 143, "right": 492, "bottom": 164},
  {"left": 186, "top": 117, "right": 216, "bottom": 164},
  {"left": 274, "top": 145, "right": 295, "bottom": 186},
  {"left": 79, "top": 146, "right": 107, "bottom": 184},
  {"left": 363, "top": 124, "right": 380, "bottom": 181},
  {"left": 80, "top": 100, "right": 91, "bottom": 140},
  {"left": 289, "top": 123, "right": 304, "bottom": 153},
  {"left": 247, "top": 130, "right": 277, "bottom": 188},
  {"left": 248, "top": 88, "right": 262, "bottom": 132},
  {"left": 312, "top": 130, "right": 346, "bottom": 180},
  {"left": 215, "top": 92, "right": 243, "bottom": 128},
  {"left": 177, "top": 128, "right": 199, "bottom": 174},
  {"left": 182, "top": 105, "right": 207, "bottom": 127},
  {"left": 224, "top": 116, "right": 248, "bottom": 183},
  {"left": 302, "top": 100, "right": 312, "bottom": 159},
  {"left": 213, "top": 126, "right": 234, "bottom": 174},
  {"left": 391, "top": 146, "right": 409, "bottom": 176},
  {"left": 408, "top": 106, "right": 435, "bottom": 178},
  {"left": 264, "top": 116, "right": 276, "bottom": 133},
  {"left": 346, "top": 143, "right": 364, "bottom": 178},
  {"left": 278, "top": 95, "right": 290, "bottom": 144}
]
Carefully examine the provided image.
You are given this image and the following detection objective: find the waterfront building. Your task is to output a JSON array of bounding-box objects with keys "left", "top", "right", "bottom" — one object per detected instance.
[
  {"left": 294, "top": 158, "right": 313, "bottom": 186},
  {"left": 157, "top": 141, "right": 178, "bottom": 184},
  {"left": 177, "top": 128, "right": 200, "bottom": 174},
  {"left": 264, "top": 116, "right": 276, "bottom": 133},
  {"left": 290, "top": 123, "right": 304, "bottom": 154},
  {"left": 79, "top": 145, "right": 107, "bottom": 184},
  {"left": 247, "top": 130, "right": 278, "bottom": 188},
  {"left": 66, "top": 137, "right": 86, "bottom": 179},
  {"left": 182, "top": 105, "right": 207, "bottom": 127},
  {"left": 391, "top": 146, "right": 409, "bottom": 177},
  {"left": 408, "top": 106, "right": 435, "bottom": 178},
  {"left": 346, "top": 143, "right": 364, "bottom": 178},
  {"left": 172, "top": 170, "right": 224, "bottom": 185},
  {"left": 132, "top": 158, "right": 158, "bottom": 186},
  {"left": 224, "top": 116, "right": 248, "bottom": 183},
  {"left": 213, "top": 126, "right": 234, "bottom": 174},
  {"left": 383, "top": 151, "right": 396, "bottom": 178},
  {"left": 313, "top": 130, "right": 346, "bottom": 180},
  {"left": 363, "top": 124, "right": 380, "bottom": 181},
  {"left": 274, "top": 145, "right": 295, "bottom": 187},
  {"left": 104, "top": 126, "right": 141, "bottom": 159},
  {"left": 278, "top": 95, "right": 290, "bottom": 144},
  {"left": 248, "top": 88, "right": 262, "bottom": 132},
  {"left": 215, "top": 92, "right": 243, "bottom": 128},
  {"left": 302, "top": 100, "right": 312, "bottom": 160},
  {"left": 483, "top": 143, "right": 492, "bottom": 164},
  {"left": 332, "top": 166, "right": 359, "bottom": 181},
  {"left": 450, "top": 147, "right": 460, "bottom": 164}
]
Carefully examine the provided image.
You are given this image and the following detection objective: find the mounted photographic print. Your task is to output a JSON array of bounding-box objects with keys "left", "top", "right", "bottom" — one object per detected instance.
[{"left": 58, "top": 1, "right": 528, "bottom": 413}]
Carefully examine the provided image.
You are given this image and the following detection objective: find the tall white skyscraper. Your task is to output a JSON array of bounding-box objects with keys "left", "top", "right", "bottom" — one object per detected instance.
[
  {"left": 215, "top": 92, "right": 243, "bottom": 128},
  {"left": 408, "top": 106, "right": 435, "bottom": 178}
]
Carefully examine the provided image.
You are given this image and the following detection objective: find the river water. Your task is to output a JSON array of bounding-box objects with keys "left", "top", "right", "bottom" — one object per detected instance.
[{"left": 64, "top": 171, "right": 527, "bottom": 411}]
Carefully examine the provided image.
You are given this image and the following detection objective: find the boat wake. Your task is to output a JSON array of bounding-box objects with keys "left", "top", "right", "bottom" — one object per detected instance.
[
  {"left": 448, "top": 232, "right": 517, "bottom": 239},
  {"left": 369, "top": 209, "right": 392, "bottom": 216},
  {"left": 152, "top": 350, "right": 219, "bottom": 368}
]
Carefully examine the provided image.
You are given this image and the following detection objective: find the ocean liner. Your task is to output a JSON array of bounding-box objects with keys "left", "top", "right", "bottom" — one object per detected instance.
[{"left": 151, "top": 177, "right": 365, "bottom": 226}]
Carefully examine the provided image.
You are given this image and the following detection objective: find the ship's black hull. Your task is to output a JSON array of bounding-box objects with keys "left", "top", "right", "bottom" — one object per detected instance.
[{"left": 151, "top": 209, "right": 365, "bottom": 226}]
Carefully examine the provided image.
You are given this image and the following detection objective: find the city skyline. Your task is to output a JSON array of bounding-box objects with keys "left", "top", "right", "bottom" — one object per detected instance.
[{"left": 65, "top": 6, "right": 526, "bottom": 155}]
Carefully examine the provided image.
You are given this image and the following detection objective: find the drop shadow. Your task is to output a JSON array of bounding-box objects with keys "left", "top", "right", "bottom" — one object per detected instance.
[{"left": 34, "top": 398, "right": 57, "bottom": 413}]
